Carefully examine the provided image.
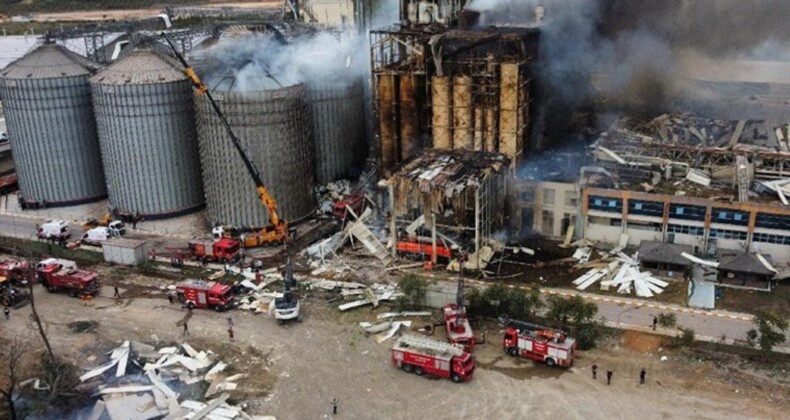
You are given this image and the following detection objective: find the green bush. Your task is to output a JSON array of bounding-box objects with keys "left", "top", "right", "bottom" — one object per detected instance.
[
  {"left": 749, "top": 310, "right": 788, "bottom": 356},
  {"left": 396, "top": 274, "right": 428, "bottom": 311},
  {"left": 670, "top": 327, "right": 696, "bottom": 348},
  {"left": 656, "top": 313, "right": 677, "bottom": 329},
  {"left": 545, "top": 295, "right": 602, "bottom": 350},
  {"left": 467, "top": 284, "right": 542, "bottom": 320}
]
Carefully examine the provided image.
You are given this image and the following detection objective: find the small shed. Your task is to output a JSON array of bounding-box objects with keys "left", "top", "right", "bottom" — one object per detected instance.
[
  {"left": 638, "top": 241, "right": 693, "bottom": 279},
  {"left": 102, "top": 238, "right": 149, "bottom": 266},
  {"left": 717, "top": 251, "right": 777, "bottom": 291}
]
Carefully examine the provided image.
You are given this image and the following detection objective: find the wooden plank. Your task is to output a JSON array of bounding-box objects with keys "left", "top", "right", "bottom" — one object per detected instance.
[
  {"left": 728, "top": 120, "right": 746, "bottom": 147},
  {"left": 189, "top": 393, "right": 230, "bottom": 420}
]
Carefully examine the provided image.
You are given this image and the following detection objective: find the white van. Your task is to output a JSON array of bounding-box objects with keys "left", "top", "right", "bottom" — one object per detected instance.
[
  {"left": 35, "top": 258, "right": 77, "bottom": 272},
  {"left": 37, "top": 220, "right": 70, "bottom": 240},
  {"left": 81, "top": 227, "right": 119, "bottom": 246},
  {"left": 107, "top": 220, "right": 127, "bottom": 236}
]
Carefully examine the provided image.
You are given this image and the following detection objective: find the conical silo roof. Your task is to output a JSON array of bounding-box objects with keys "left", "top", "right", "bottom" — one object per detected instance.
[
  {"left": 0, "top": 42, "right": 101, "bottom": 79},
  {"left": 90, "top": 49, "right": 186, "bottom": 85}
]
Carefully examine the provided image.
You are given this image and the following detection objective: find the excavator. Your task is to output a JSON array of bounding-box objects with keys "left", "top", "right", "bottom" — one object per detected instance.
[{"left": 164, "top": 35, "right": 291, "bottom": 248}]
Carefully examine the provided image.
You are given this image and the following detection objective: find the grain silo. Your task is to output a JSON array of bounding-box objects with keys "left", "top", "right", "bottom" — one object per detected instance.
[
  {"left": 308, "top": 78, "right": 366, "bottom": 184},
  {"left": 90, "top": 49, "right": 204, "bottom": 219},
  {"left": 195, "top": 84, "right": 315, "bottom": 228},
  {"left": 0, "top": 42, "right": 106, "bottom": 207}
]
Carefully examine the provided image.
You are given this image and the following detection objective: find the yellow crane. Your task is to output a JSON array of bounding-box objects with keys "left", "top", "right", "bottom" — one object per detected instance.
[{"left": 164, "top": 35, "right": 291, "bottom": 248}]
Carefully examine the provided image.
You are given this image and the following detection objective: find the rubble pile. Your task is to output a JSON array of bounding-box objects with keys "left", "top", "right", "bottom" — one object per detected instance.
[
  {"left": 78, "top": 341, "right": 271, "bottom": 420},
  {"left": 571, "top": 245, "right": 668, "bottom": 298},
  {"left": 314, "top": 180, "right": 352, "bottom": 214}
]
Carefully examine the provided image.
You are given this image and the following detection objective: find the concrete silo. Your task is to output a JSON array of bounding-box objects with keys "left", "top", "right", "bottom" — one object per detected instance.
[
  {"left": 0, "top": 42, "right": 105, "bottom": 207},
  {"left": 308, "top": 78, "right": 367, "bottom": 184},
  {"left": 90, "top": 49, "right": 204, "bottom": 219},
  {"left": 195, "top": 84, "right": 315, "bottom": 228}
]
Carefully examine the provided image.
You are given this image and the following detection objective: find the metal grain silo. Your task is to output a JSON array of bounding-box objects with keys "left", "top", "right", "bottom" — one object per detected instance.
[
  {"left": 90, "top": 49, "right": 204, "bottom": 219},
  {"left": 308, "top": 78, "right": 367, "bottom": 184},
  {"left": 195, "top": 84, "right": 315, "bottom": 227},
  {"left": 0, "top": 42, "right": 106, "bottom": 206}
]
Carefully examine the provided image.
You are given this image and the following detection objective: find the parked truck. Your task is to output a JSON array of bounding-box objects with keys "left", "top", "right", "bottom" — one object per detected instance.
[
  {"left": 187, "top": 238, "right": 241, "bottom": 263},
  {"left": 36, "top": 260, "right": 100, "bottom": 297},
  {"left": 36, "top": 220, "right": 70, "bottom": 240},
  {"left": 502, "top": 318, "right": 576, "bottom": 367},
  {"left": 391, "top": 334, "right": 475, "bottom": 383},
  {"left": 175, "top": 279, "right": 236, "bottom": 311},
  {"left": 0, "top": 259, "right": 30, "bottom": 286}
]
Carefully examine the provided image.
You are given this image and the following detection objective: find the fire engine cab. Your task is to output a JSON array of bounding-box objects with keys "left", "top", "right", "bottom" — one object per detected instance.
[
  {"left": 502, "top": 318, "right": 576, "bottom": 368},
  {"left": 176, "top": 279, "right": 236, "bottom": 311}
]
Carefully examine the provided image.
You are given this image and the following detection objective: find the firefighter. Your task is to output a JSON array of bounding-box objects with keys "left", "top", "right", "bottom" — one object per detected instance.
[
  {"left": 592, "top": 363, "right": 598, "bottom": 379},
  {"left": 607, "top": 370, "right": 613, "bottom": 385},
  {"left": 640, "top": 368, "right": 646, "bottom": 385},
  {"left": 331, "top": 398, "right": 338, "bottom": 415},
  {"left": 182, "top": 320, "right": 190, "bottom": 336},
  {"left": 167, "top": 291, "right": 175, "bottom": 304},
  {"left": 652, "top": 316, "right": 658, "bottom": 331},
  {"left": 228, "top": 325, "right": 235, "bottom": 342},
  {"left": 114, "top": 286, "right": 121, "bottom": 299},
  {"left": 4, "top": 306, "right": 10, "bottom": 321}
]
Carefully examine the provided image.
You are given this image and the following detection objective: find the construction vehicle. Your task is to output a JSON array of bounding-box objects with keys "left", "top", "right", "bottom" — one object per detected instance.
[
  {"left": 164, "top": 34, "right": 291, "bottom": 249},
  {"left": 397, "top": 236, "right": 454, "bottom": 261},
  {"left": 175, "top": 279, "right": 236, "bottom": 311},
  {"left": 83, "top": 214, "right": 126, "bottom": 233},
  {"left": 274, "top": 259, "right": 301, "bottom": 323},
  {"left": 443, "top": 270, "right": 474, "bottom": 351},
  {"left": 187, "top": 238, "right": 241, "bottom": 263},
  {"left": 391, "top": 334, "right": 475, "bottom": 383},
  {"left": 36, "top": 260, "right": 100, "bottom": 297},
  {"left": 501, "top": 317, "right": 577, "bottom": 368},
  {"left": 36, "top": 220, "right": 70, "bottom": 240}
]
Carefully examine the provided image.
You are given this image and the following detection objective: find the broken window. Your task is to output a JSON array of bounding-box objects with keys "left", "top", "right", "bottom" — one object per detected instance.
[
  {"left": 709, "top": 228, "right": 747, "bottom": 241},
  {"left": 563, "top": 191, "right": 577, "bottom": 208},
  {"left": 541, "top": 210, "right": 554, "bottom": 233},
  {"left": 668, "top": 224, "right": 704, "bottom": 236}
]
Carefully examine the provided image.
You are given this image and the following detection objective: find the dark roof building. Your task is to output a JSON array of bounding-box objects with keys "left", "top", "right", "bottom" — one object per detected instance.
[{"left": 639, "top": 241, "right": 694, "bottom": 267}]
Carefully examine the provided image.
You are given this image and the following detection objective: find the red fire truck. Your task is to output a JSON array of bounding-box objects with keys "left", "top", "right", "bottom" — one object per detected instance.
[
  {"left": 391, "top": 334, "right": 475, "bottom": 383},
  {"left": 36, "top": 260, "right": 100, "bottom": 297},
  {"left": 502, "top": 318, "right": 576, "bottom": 368},
  {"left": 396, "top": 236, "right": 453, "bottom": 261},
  {"left": 175, "top": 279, "right": 236, "bottom": 311},
  {"left": 187, "top": 238, "right": 241, "bottom": 263},
  {"left": 443, "top": 275, "right": 474, "bottom": 351},
  {"left": 0, "top": 259, "right": 30, "bottom": 286}
]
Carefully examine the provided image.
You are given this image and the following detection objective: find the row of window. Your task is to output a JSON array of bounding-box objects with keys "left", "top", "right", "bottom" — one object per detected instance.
[
  {"left": 544, "top": 188, "right": 578, "bottom": 208},
  {"left": 709, "top": 228, "right": 748, "bottom": 241},
  {"left": 711, "top": 208, "right": 749, "bottom": 226},
  {"left": 756, "top": 213, "right": 790, "bottom": 230},
  {"left": 667, "top": 224, "right": 705, "bottom": 236},
  {"left": 753, "top": 233, "right": 790, "bottom": 245}
]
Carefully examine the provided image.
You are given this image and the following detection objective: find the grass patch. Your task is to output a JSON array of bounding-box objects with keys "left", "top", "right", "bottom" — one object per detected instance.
[
  {"left": 716, "top": 284, "right": 790, "bottom": 319},
  {"left": 68, "top": 320, "right": 99, "bottom": 333},
  {"left": 0, "top": 235, "right": 104, "bottom": 267}
]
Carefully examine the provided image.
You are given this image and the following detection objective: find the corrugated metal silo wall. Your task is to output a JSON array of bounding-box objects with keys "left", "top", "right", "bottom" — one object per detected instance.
[
  {"left": 0, "top": 76, "right": 106, "bottom": 205},
  {"left": 195, "top": 84, "right": 316, "bottom": 227},
  {"left": 91, "top": 81, "right": 205, "bottom": 218},
  {"left": 308, "top": 79, "right": 366, "bottom": 184}
]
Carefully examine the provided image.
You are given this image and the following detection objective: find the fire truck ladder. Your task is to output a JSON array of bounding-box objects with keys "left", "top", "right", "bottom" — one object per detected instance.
[
  {"left": 398, "top": 335, "right": 466, "bottom": 357},
  {"left": 500, "top": 317, "right": 568, "bottom": 337}
]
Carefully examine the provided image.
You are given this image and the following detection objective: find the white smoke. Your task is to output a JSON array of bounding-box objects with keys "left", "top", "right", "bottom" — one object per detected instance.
[{"left": 195, "top": 31, "right": 368, "bottom": 92}]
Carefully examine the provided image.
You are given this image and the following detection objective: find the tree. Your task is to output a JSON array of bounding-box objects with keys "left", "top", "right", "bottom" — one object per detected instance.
[
  {"left": 396, "top": 274, "right": 428, "bottom": 311},
  {"left": 0, "top": 337, "right": 28, "bottom": 420},
  {"left": 467, "top": 285, "right": 542, "bottom": 320},
  {"left": 747, "top": 310, "right": 788, "bottom": 356},
  {"left": 546, "top": 295, "right": 601, "bottom": 350},
  {"left": 656, "top": 313, "right": 677, "bottom": 329},
  {"left": 25, "top": 261, "right": 55, "bottom": 362}
]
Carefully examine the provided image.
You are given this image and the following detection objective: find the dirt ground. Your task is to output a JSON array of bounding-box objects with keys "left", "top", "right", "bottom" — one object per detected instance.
[{"left": 4, "top": 271, "right": 790, "bottom": 419}]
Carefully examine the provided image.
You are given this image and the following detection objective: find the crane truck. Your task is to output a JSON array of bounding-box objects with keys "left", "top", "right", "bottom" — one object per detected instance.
[
  {"left": 391, "top": 334, "right": 475, "bottom": 383},
  {"left": 443, "top": 271, "right": 474, "bottom": 351},
  {"left": 501, "top": 317, "right": 577, "bottom": 367},
  {"left": 273, "top": 258, "right": 301, "bottom": 323},
  {"left": 164, "top": 34, "right": 291, "bottom": 249}
]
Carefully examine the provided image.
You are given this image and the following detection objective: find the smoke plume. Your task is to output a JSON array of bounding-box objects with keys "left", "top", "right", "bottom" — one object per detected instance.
[
  {"left": 193, "top": 31, "right": 368, "bottom": 92},
  {"left": 467, "top": 0, "right": 790, "bottom": 118}
]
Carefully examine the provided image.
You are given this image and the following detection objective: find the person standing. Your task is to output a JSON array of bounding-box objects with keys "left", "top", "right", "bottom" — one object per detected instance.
[
  {"left": 652, "top": 316, "right": 658, "bottom": 331},
  {"left": 331, "top": 398, "right": 338, "bottom": 415},
  {"left": 167, "top": 292, "right": 175, "bottom": 304},
  {"left": 607, "top": 370, "right": 613, "bottom": 385},
  {"left": 592, "top": 363, "right": 598, "bottom": 379},
  {"left": 114, "top": 286, "right": 121, "bottom": 299},
  {"left": 227, "top": 315, "right": 234, "bottom": 326},
  {"left": 640, "top": 368, "right": 646, "bottom": 385},
  {"left": 228, "top": 326, "right": 235, "bottom": 342},
  {"left": 183, "top": 321, "right": 189, "bottom": 336},
  {"left": 4, "top": 306, "right": 10, "bottom": 321}
]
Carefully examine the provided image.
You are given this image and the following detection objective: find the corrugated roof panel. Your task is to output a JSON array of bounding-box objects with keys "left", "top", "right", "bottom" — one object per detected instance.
[
  {"left": 0, "top": 42, "right": 100, "bottom": 79},
  {"left": 90, "top": 49, "right": 186, "bottom": 85}
]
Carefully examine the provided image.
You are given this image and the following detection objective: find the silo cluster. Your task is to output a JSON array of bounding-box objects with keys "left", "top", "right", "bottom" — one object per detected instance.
[
  {"left": 0, "top": 43, "right": 106, "bottom": 206},
  {"left": 0, "top": 38, "right": 369, "bottom": 228},
  {"left": 90, "top": 49, "right": 204, "bottom": 219}
]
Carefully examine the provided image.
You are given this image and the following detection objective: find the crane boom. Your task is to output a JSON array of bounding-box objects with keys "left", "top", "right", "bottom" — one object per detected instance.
[{"left": 162, "top": 34, "right": 282, "bottom": 228}]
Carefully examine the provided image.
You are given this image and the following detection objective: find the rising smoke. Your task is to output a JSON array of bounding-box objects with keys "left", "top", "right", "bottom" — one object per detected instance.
[
  {"left": 193, "top": 31, "right": 368, "bottom": 92},
  {"left": 467, "top": 0, "right": 790, "bottom": 117}
]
